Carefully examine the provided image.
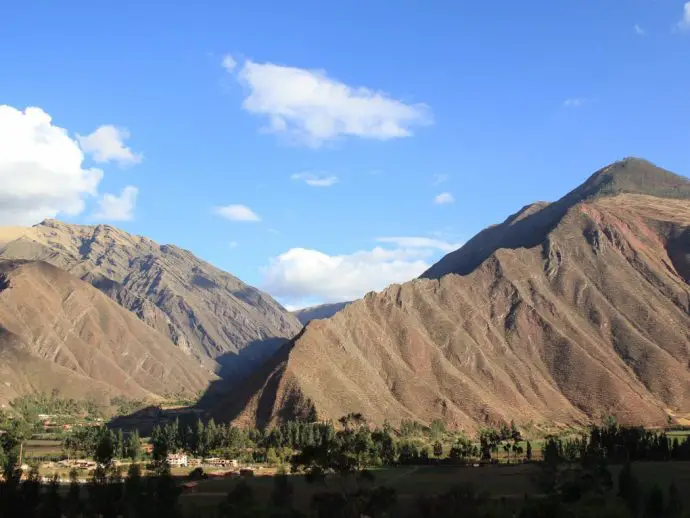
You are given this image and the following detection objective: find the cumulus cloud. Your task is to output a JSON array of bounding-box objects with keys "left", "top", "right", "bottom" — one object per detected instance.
[
  {"left": 434, "top": 192, "right": 455, "bottom": 205},
  {"left": 94, "top": 185, "right": 138, "bottom": 221},
  {"left": 677, "top": 2, "right": 690, "bottom": 30},
  {"left": 262, "top": 236, "right": 462, "bottom": 305},
  {"left": 262, "top": 247, "right": 428, "bottom": 304},
  {"left": 77, "top": 125, "right": 142, "bottom": 166},
  {"left": 0, "top": 105, "right": 104, "bottom": 225},
  {"left": 291, "top": 172, "right": 339, "bottom": 187},
  {"left": 227, "top": 58, "right": 431, "bottom": 146},
  {"left": 215, "top": 204, "right": 261, "bottom": 222}
]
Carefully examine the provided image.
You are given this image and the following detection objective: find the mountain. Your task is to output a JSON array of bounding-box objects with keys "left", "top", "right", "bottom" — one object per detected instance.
[
  {"left": 214, "top": 158, "right": 690, "bottom": 432},
  {"left": 0, "top": 220, "right": 302, "bottom": 379},
  {"left": 293, "top": 302, "right": 351, "bottom": 325},
  {"left": 0, "top": 259, "right": 216, "bottom": 405}
]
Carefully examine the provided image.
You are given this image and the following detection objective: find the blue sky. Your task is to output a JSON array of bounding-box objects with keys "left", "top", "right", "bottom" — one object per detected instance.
[{"left": 1, "top": 1, "right": 689, "bottom": 308}]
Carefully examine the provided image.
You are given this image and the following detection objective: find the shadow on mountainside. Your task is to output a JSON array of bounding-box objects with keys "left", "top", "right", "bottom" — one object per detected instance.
[{"left": 108, "top": 336, "right": 296, "bottom": 434}]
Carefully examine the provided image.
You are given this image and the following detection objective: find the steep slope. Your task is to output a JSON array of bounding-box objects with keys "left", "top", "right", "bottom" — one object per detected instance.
[
  {"left": 293, "top": 302, "right": 351, "bottom": 325},
  {"left": 216, "top": 159, "right": 690, "bottom": 432},
  {"left": 0, "top": 260, "right": 216, "bottom": 405},
  {"left": 0, "top": 221, "right": 302, "bottom": 377}
]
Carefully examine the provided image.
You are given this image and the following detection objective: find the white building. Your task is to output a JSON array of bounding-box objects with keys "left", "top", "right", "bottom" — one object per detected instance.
[{"left": 167, "top": 453, "right": 188, "bottom": 467}]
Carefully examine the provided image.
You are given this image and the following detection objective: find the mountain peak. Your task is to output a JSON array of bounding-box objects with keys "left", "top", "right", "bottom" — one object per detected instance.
[{"left": 571, "top": 157, "right": 690, "bottom": 202}]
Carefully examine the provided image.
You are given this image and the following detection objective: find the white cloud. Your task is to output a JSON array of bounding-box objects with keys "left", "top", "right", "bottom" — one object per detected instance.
[
  {"left": 229, "top": 241, "right": 239, "bottom": 249},
  {"left": 432, "top": 173, "right": 449, "bottom": 186},
  {"left": 0, "top": 105, "right": 103, "bottom": 225},
  {"left": 677, "top": 2, "right": 690, "bottom": 31},
  {"left": 291, "top": 172, "right": 340, "bottom": 187},
  {"left": 434, "top": 192, "right": 455, "bottom": 205},
  {"left": 230, "top": 59, "right": 431, "bottom": 146},
  {"left": 215, "top": 204, "right": 261, "bottom": 222},
  {"left": 563, "top": 98, "right": 586, "bottom": 108},
  {"left": 93, "top": 185, "right": 138, "bottom": 221},
  {"left": 262, "top": 246, "right": 430, "bottom": 304},
  {"left": 222, "top": 53, "right": 237, "bottom": 72},
  {"left": 376, "top": 236, "right": 462, "bottom": 252},
  {"left": 77, "top": 125, "right": 142, "bottom": 166},
  {"left": 634, "top": 24, "right": 646, "bottom": 36}
]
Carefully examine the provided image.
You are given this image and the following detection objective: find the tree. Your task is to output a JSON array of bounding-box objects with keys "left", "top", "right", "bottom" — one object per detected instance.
[
  {"left": 94, "top": 429, "right": 115, "bottom": 467},
  {"left": 526, "top": 441, "right": 533, "bottom": 461},
  {"left": 479, "top": 429, "right": 500, "bottom": 460},
  {"left": 433, "top": 441, "right": 443, "bottom": 458},
  {"left": 124, "top": 430, "right": 141, "bottom": 461}
]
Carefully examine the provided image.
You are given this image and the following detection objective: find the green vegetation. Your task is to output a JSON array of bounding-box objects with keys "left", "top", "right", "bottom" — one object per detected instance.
[{"left": 5, "top": 406, "right": 690, "bottom": 516}]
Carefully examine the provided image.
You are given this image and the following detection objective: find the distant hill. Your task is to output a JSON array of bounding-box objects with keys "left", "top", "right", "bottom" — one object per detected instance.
[
  {"left": 293, "top": 302, "right": 351, "bottom": 325},
  {"left": 214, "top": 158, "right": 690, "bottom": 431},
  {"left": 0, "top": 220, "right": 302, "bottom": 381},
  {"left": 0, "top": 260, "right": 216, "bottom": 405}
]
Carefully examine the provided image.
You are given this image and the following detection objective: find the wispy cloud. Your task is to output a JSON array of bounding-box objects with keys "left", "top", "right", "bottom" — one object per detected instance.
[
  {"left": 634, "top": 24, "right": 646, "bottom": 36},
  {"left": 214, "top": 204, "right": 261, "bottom": 222},
  {"left": 677, "top": 2, "right": 690, "bottom": 31},
  {"left": 376, "top": 236, "right": 462, "bottom": 252},
  {"left": 291, "top": 172, "right": 340, "bottom": 187},
  {"left": 222, "top": 56, "right": 432, "bottom": 147},
  {"left": 221, "top": 54, "right": 237, "bottom": 72},
  {"left": 432, "top": 173, "right": 449, "bottom": 186},
  {"left": 563, "top": 98, "right": 587, "bottom": 108},
  {"left": 434, "top": 192, "right": 455, "bottom": 205}
]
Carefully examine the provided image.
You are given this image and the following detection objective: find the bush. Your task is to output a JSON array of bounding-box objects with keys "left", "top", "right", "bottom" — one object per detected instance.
[{"left": 188, "top": 467, "right": 207, "bottom": 480}]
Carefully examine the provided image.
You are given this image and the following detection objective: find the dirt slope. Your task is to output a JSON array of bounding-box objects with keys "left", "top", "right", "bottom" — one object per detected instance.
[
  {"left": 215, "top": 159, "right": 690, "bottom": 432},
  {"left": 0, "top": 221, "right": 302, "bottom": 378},
  {"left": 0, "top": 260, "right": 216, "bottom": 405}
]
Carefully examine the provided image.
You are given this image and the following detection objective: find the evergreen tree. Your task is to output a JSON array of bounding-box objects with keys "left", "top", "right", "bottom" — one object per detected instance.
[
  {"left": 125, "top": 430, "right": 141, "bottom": 461},
  {"left": 115, "top": 428, "right": 125, "bottom": 459}
]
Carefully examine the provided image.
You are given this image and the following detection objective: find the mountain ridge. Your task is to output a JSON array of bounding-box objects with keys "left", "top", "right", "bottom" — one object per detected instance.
[
  {"left": 0, "top": 219, "right": 302, "bottom": 379},
  {"left": 0, "top": 259, "right": 216, "bottom": 405},
  {"left": 213, "top": 159, "right": 690, "bottom": 431}
]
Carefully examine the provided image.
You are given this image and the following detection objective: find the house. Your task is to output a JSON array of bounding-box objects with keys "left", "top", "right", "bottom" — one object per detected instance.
[{"left": 167, "top": 453, "right": 188, "bottom": 467}]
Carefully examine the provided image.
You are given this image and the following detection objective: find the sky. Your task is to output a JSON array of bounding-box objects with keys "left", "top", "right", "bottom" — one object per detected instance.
[{"left": 1, "top": 1, "right": 689, "bottom": 309}]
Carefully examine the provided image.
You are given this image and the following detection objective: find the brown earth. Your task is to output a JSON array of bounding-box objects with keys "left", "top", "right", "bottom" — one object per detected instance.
[
  {"left": 0, "top": 260, "right": 216, "bottom": 405},
  {"left": 0, "top": 220, "right": 302, "bottom": 380},
  {"left": 215, "top": 158, "right": 690, "bottom": 432}
]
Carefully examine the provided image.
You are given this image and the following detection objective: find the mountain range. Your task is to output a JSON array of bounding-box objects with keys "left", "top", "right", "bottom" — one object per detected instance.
[
  {"left": 0, "top": 220, "right": 301, "bottom": 405},
  {"left": 211, "top": 158, "right": 690, "bottom": 432},
  {"left": 1, "top": 158, "right": 688, "bottom": 432}
]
